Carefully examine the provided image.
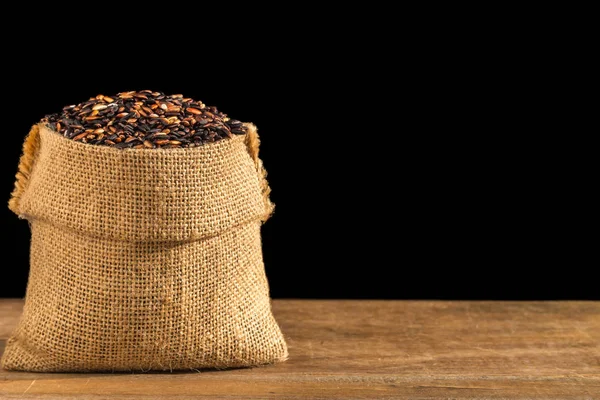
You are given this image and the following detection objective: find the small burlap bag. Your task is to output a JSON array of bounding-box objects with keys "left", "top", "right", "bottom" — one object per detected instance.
[{"left": 2, "top": 123, "right": 287, "bottom": 372}]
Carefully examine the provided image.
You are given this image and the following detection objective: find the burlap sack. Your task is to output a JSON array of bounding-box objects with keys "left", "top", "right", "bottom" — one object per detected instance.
[{"left": 2, "top": 123, "right": 287, "bottom": 372}]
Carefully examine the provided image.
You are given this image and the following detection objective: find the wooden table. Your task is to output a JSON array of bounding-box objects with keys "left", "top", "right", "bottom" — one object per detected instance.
[{"left": 0, "top": 300, "right": 598, "bottom": 399}]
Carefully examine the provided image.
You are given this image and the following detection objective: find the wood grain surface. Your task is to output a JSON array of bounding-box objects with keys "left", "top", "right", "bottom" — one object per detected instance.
[{"left": 0, "top": 300, "right": 598, "bottom": 399}]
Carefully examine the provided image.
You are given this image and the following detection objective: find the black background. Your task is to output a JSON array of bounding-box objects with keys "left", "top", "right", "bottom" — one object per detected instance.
[{"left": 0, "top": 28, "right": 594, "bottom": 300}]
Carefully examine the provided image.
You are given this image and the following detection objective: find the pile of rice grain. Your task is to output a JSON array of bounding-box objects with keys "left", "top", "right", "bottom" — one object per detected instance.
[{"left": 43, "top": 90, "right": 247, "bottom": 149}]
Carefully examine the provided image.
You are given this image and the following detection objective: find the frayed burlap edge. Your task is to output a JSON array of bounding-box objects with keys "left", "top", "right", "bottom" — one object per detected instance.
[
  {"left": 244, "top": 123, "right": 274, "bottom": 222},
  {"left": 8, "top": 125, "right": 40, "bottom": 215}
]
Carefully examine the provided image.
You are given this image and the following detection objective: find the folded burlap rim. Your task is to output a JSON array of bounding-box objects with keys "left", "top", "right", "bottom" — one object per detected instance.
[{"left": 8, "top": 122, "right": 274, "bottom": 241}]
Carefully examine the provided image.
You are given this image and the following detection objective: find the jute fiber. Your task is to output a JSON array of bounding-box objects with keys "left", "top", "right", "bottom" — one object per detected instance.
[{"left": 2, "top": 123, "right": 286, "bottom": 372}]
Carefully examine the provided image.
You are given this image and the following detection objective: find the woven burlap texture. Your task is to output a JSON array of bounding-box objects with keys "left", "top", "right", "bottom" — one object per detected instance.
[{"left": 2, "top": 124, "right": 287, "bottom": 372}]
